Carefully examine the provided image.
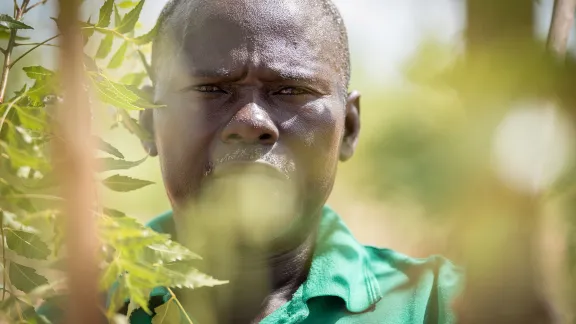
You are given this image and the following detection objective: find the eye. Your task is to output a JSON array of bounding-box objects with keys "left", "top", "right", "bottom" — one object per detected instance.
[
  {"left": 193, "top": 85, "right": 227, "bottom": 93},
  {"left": 275, "top": 87, "right": 309, "bottom": 95}
]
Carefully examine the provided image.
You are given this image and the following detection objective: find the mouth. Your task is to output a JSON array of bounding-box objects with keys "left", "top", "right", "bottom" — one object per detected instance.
[{"left": 210, "top": 161, "right": 290, "bottom": 182}]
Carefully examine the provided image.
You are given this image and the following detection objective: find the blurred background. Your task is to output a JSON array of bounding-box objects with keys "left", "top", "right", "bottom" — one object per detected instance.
[{"left": 2, "top": 0, "right": 575, "bottom": 258}]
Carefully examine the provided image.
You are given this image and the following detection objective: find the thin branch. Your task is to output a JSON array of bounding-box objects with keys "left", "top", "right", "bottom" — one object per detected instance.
[
  {"left": 0, "top": 48, "right": 5, "bottom": 55},
  {"left": 0, "top": 0, "right": 30, "bottom": 103},
  {"left": 24, "top": 0, "right": 48, "bottom": 13},
  {"left": 14, "top": 42, "right": 58, "bottom": 47},
  {"left": 167, "top": 288, "right": 194, "bottom": 324},
  {"left": 547, "top": 0, "right": 576, "bottom": 57},
  {"left": 8, "top": 34, "right": 60, "bottom": 68},
  {"left": 0, "top": 211, "right": 6, "bottom": 302},
  {"left": 0, "top": 31, "right": 18, "bottom": 104}
]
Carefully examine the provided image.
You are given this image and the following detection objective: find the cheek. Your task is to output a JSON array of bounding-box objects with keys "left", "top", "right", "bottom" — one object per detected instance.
[
  {"left": 281, "top": 101, "right": 345, "bottom": 181},
  {"left": 154, "top": 106, "right": 215, "bottom": 203}
]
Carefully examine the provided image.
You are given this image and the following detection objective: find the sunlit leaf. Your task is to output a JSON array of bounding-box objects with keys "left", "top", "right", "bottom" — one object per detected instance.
[
  {"left": 133, "top": 20, "right": 158, "bottom": 45},
  {"left": 124, "top": 273, "right": 152, "bottom": 314},
  {"left": 0, "top": 15, "right": 33, "bottom": 30},
  {"left": 114, "top": 4, "right": 122, "bottom": 27},
  {"left": 97, "top": 156, "right": 147, "bottom": 172},
  {"left": 102, "top": 174, "right": 154, "bottom": 192},
  {"left": 163, "top": 261, "right": 227, "bottom": 289},
  {"left": 5, "top": 229, "right": 51, "bottom": 260},
  {"left": 22, "top": 66, "right": 55, "bottom": 81},
  {"left": 100, "top": 260, "right": 121, "bottom": 290},
  {"left": 108, "top": 41, "right": 128, "bottom": 69},
  {"left": 95, "top": 136, "right": 125, "bottom": 159},
  {"left": 144, "top": 241, "right": 202, "bottom": 263},
  {"left": 119, "top": 72, "right": 147, "bottom": 86},
  {"left": 91, "top": 74, "right": 161, "bottom": 111},
  {"left": 96, "top": 33, "right": 114, "bottom": 59},
  {"left": 116, "top": 0, "right": 145, "bottom": 34},
  {"left": 97, "top": 0, "right": 115, "bottom": 28},
  {"left": 10, "top": 262, "right": 49, "bottom": 293},
  {"left": 118, "top": 1, "right": 137, "bottom": 9}
]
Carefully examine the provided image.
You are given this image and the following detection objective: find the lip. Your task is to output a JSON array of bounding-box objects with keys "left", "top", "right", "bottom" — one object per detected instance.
[{"left": 211, "top": 161, "right": 289, "bottom": 181}]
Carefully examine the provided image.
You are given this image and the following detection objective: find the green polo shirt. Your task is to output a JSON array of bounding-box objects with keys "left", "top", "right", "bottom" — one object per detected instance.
[{"left": 125, "top": 205, "right": 463, "bottom": 323}]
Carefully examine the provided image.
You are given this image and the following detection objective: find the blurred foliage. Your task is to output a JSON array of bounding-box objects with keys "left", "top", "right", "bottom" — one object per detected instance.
[{"left": 0, "top": 0, "right": 225, "bottom": 323}]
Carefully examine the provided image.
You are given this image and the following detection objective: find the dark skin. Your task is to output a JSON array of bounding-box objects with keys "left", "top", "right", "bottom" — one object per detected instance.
[{"left": 140, "top": 0, "right": 360, "bottom": 322}]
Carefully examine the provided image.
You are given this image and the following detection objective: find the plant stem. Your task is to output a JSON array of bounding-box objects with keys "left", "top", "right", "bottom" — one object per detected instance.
[
  {"left": 168, "top": 288, "right": 194, "bottom": 324},
  {"left": 0, "top": 0, "right": 31, "bottom": 104},
  {"left": 0, "top": 211, "right": 5, "bottom": 302},
  {"left": 24, "top": 0, "right": 48, "bottom": 13},
  {"left": 9, "top": 34, "right": 60, "bottom": 69}
]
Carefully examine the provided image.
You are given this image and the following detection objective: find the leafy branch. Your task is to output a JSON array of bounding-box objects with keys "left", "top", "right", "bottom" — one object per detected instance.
[{"left": 0, "top": 0, "right": 222, "bottom": 322}]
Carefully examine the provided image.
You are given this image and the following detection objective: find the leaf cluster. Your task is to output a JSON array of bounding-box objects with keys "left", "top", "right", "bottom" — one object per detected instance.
[{"left": 0, "top": 1, "right": 221, "bottom": 323}]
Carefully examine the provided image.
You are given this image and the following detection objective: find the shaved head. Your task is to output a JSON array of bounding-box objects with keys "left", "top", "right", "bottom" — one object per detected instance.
[{"left": 151, "top": 0, "right": 350, "bottom": 92}]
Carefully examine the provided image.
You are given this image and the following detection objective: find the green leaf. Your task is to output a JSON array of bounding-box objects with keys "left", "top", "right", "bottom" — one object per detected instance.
[
  {"left": 22, "top": 66, "right": 55, "bottom": 81},
  {"left": 119, "top": 72, "right": 147, "bottom": 86},
  {"left": 97, "top": 156, "right": 147, "bottom": 172},
  {"left": 95, "top": 136, "right": 125, "bottom": 159},
  {"left": 119, "top": 111, "right": 151, "bottom": 141},
  {"left": 0, "top": 14, "right": 33, "bottom": 30},
  {"left": 97, "top": 0, "right": 114, "bottom": 28},
  {"left": 0, "top": 29, "right": 29, "bottom": 40},
  {"left": 124, "top": 274, "right": 152, "bottom": 314},
  {"left": 0, "top": 142, "right": 48, "bottom": 170},
  {"left": 102, "top": 174, "right": 154, "bottom": 192},
  {"left": 10, "top": 262, "right": 49, "bottom": 293},
  {"left": 144, "top": 241, "right": 202, "bottom": 263},
  {"left": 16, "top": 106, "right": 46, "bottom": 131},
  {"left": 5, "top": 229, "right": 51, "bottom": 260},
  {"left": 96, "top": 33, "right": 114, "bottom": 59},
  {"left": 103, "top": 207, "right": 127, "bottom": 218},
  {"left": 163, "top": 261, "right": 227, "bottom": 289},
  {"left": 90, "top": 74, "right": 162, "bottom": 111},
  {"left": 133, "top": 21, "right": 159, "bottom": 45},
  {"left": 114, "top": 4, "right": 122, "bottom": 27},
  {"left": 116, "top": 0, "right": 145, "bottom": 34},
  {"left": 137, "top": 50, "right": 153, "bottom": 80},
  {"left": 100, "top": 260, "right": 121, "bottom": 290},
  {"left": 152, "top": 299, "right": 184, "bottom": 324},
  {"left": 118, "top": 1, "right": 137, "bottom": 9},
  {"left": 108, "top": 41, "right": 128, "bottom": 69}
]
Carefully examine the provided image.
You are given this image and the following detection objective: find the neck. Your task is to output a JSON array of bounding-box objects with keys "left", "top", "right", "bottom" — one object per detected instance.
[{"left": 173, "top": 211, "right": 319, "bottom": 324}]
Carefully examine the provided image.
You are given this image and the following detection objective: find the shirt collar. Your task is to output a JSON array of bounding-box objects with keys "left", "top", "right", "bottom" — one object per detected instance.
[
  {"left": 146, "top": 205, "right": 382, "bottom": 314},
  {"left": 301, "top": 205, "right": 382, "bottom": 313}
]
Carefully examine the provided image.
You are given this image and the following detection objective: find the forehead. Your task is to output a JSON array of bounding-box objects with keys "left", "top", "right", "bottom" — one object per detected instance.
[{"left": 160, "top": 0, "right": 342, "bottom": 82}]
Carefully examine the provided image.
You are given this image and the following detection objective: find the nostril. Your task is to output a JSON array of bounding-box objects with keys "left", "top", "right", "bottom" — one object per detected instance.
[{"left": 259, "top": 133, "right": 272, "bottom": 141}]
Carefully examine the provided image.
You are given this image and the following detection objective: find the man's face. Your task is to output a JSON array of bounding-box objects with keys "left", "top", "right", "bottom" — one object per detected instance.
[{"left": 145, "top": 0, "right": 360, "bottom": 245}]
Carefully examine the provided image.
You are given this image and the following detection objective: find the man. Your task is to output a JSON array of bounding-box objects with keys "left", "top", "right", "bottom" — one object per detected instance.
[{"left": 130, "top": 0, "right": 463, "bottom": 323}]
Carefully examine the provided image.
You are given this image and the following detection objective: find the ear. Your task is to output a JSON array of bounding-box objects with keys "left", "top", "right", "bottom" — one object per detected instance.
[
  {"left": 339, "top": 90, "right": 361, "bottom": 162},
  {"left": 139, "top": 85, "right": 158, "bottom": 157}
]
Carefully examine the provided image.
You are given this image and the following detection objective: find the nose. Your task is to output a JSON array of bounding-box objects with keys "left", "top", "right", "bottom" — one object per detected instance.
[{"left": 220, "top": 103, "right": 279, "bottom": 145}]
